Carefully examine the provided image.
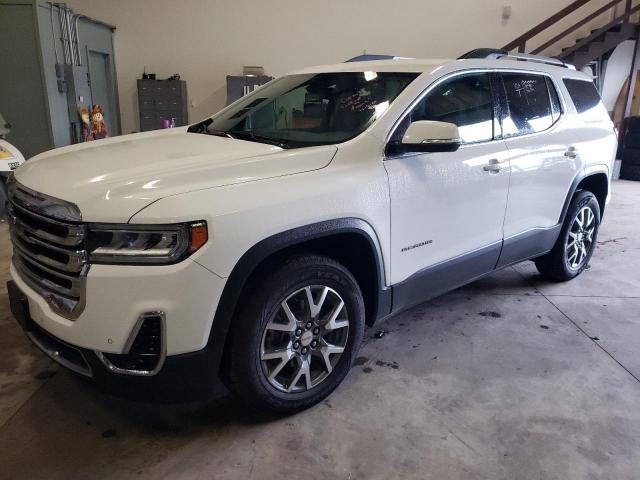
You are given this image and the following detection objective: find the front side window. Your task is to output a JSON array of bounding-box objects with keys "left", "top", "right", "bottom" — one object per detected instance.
[
  {"left": 394, "top": 73, "right": 494, "bottom": 144},
  {"left": 194, "top": 72, "right": 418, "bottom": 148},
  {"left": 501, "top": 73, "right": 554, "bottom": 137}
]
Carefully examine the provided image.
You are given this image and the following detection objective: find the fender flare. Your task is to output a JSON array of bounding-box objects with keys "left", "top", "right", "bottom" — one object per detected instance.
[
  {"left": 205, "top": 218, "right": 390, "bottom": 375},
  {"left": 558, "top": 167, "right": 609, "bottom": 225}
]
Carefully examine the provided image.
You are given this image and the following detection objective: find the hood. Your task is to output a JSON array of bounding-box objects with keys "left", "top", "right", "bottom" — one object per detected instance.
[{"left": 15, "top": 128, "right": 337, "bottom": 222}]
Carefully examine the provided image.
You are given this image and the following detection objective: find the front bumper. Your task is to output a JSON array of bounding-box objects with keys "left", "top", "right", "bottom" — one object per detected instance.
[
  {"left": 9, "top": 256, "right": 226, "bottom": 356},
  {"left": 8, "top": 280, "right": 227, "bottom": 401}
]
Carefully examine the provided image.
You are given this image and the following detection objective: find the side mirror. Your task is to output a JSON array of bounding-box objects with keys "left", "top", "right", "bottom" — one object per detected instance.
[{"left": 386, "top": 120, "right": 461, "bottom": 155}]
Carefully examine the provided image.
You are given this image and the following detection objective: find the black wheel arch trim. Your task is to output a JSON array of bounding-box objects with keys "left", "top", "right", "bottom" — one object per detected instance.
[
  {"left": 559, "top": 169, "right": 608, "bottom": 225},
  {"left": 206, "top": 218, "right": 391, "bottom": 378}
]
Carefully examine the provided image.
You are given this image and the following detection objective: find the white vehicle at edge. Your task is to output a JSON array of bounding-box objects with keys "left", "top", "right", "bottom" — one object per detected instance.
[
  {"left": 6, "top": 50, "right": 616, "bottom": 413},
  {"left": 0, "top": 113, "right": 26, "bottom": 215}
]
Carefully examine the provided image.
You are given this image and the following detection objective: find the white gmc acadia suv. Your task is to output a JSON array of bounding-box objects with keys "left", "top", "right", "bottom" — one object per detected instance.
[{"left": 7, "top": 49, "right": 616, "bottom": 413}]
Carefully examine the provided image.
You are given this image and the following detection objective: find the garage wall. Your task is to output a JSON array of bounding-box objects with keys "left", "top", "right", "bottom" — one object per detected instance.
[
  {"left": 64, "top": 0, "right": 617, "bottom": 135},
  {"left": 0, "top": 2, "right": 52, "bottom": 158}
]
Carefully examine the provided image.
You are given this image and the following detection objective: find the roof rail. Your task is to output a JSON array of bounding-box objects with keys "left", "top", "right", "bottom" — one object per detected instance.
[
  {"left": 458, "top": 48, "right": 576, "bottom": 70},
  {"left": 345, "top": 54, "right": 415, "bottom": 62}
]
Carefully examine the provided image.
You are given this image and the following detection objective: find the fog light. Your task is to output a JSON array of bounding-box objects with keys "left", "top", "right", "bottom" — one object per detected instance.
[{"left": 95, "top": 311, "right": 166, "bottom": 376}]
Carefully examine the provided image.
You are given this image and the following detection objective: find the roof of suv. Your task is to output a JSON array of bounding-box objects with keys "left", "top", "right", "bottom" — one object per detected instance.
[
  {"left": 292, "top": 58, "right": 451, "bottom": 74},
  {"left": 289, "top": 58, "right": 590, "bottom": 80}
]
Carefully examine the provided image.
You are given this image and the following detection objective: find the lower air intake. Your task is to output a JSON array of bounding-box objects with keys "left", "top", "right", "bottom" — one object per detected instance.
[{"left": 95, "top": 312, "right": 166, "bottom": 376}]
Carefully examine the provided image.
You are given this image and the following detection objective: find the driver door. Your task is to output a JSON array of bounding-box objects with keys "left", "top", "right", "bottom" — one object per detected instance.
[{"left": 384, "top": 72, "right": 510, "bottom": 301}]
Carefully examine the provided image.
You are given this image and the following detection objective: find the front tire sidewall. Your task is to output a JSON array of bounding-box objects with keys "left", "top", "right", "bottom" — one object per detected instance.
[{"left": 231, "top": 255, "right": 365, "bottom": 413}]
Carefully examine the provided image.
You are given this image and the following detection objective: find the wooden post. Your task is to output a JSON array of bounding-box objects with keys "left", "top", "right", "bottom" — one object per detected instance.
[{"left": 623, "top": 29, "right": 640, "bottom": 119}]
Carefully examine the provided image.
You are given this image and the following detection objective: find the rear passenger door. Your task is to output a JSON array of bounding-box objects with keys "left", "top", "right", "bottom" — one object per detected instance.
[{"left": 498, "top": 71, "right": 582, "bottom": 264}]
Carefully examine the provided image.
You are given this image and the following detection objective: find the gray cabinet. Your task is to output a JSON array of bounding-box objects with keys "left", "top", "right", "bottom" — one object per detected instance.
[
  {"left": 137, "top": 79, "right": 188, "bottom": 131},
  {"left": 226, "top": 75, "right": 273, "bottom": 105}
]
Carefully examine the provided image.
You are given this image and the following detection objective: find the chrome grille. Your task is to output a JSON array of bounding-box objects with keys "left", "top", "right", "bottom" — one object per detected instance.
[{"left": 7, "top": 180, "right": 88, "bottom": 319}]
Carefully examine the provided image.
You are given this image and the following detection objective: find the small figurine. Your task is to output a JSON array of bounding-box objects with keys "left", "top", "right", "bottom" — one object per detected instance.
[
  {"left": 91, "top": 104, "right": 108, "bottom": 140},
  {"left": 78, "top": 106, "right": 94, "bottom": 142}
]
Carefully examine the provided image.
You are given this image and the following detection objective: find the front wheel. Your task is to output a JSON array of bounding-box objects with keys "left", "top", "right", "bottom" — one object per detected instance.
[
  {"left": 534, "top": 190, "right": 600, "bottom": 281},
  {"left": 228, "top": 254, "right": 365, "bottom": 414}
]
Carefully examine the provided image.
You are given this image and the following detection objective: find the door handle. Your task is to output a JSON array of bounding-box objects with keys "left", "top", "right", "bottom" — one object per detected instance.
[
  {"left": 483, "top": 158, "right": 501, "bottom": 173},
  {"left": 564, "top": 146, "right": 577, "bottom": 159}
]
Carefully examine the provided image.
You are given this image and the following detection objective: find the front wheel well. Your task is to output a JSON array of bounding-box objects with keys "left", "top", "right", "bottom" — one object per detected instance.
[
  {"left": 243, "top": 232, "right": 382, "bottom": 327},
  {"left": 215, "top": 230, "right": 384, "bottom": 386}
]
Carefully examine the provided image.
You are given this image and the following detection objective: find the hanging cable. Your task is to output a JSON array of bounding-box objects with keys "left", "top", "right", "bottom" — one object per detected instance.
[
  {"left": 73, "top": 14, "right": 85, "bottom": 66},
  {"left": 48, "top": 2, "right": 59, "bottom": 65}
]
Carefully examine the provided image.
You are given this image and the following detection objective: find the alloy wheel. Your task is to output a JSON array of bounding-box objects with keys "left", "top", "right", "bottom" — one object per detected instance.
[
  {"left": 260, "top": 285, "right": 349, "bottom": 393},
  {"left": 566, "top": 205, "right": 596, "bottom": 269}
]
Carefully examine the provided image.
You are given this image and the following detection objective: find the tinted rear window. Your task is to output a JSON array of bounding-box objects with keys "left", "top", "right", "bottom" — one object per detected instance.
[
  {"left": 501, "top": 73, "right": 554, "bottom": 137},
  {"left": 563, "top": 79, "right": 607, "bottom": 119}
]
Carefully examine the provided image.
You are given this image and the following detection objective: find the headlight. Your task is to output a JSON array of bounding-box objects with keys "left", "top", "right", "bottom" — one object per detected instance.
[{"left": 87, "top": 221, "right": 208, "bottom": 265}]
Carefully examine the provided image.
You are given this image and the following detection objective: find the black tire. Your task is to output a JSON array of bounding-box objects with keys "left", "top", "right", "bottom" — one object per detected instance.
[
  {"left": 623, "top": 134, "right": 640, "bottom": 150},
  {"left": 616, "top": 117, "right": 629, "bottom": 159},
  {"left": 621, "top": 147, "right": 640, "bottom": 166},
  {"left": 228, "top": 253, "right": 365, "bottom": 414},
  {"left": 620, "top": 163, "right": 640, "bottom": 181},
  {"left": 534, "top": 191, "right": 600, "bottom": 282},
  {"left": 626, "top": 116, "right": 640, "bottom": 134}
]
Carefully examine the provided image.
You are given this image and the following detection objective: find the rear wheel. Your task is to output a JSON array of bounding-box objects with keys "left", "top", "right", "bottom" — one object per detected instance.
[
  {"left": 229, "top": 254, "right": 365, "bottom": 414},
  {"left": 534, "top": 191, "right": 600, "bottom": 281}
]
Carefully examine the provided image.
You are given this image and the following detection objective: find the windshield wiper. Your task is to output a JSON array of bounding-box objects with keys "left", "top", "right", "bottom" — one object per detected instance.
[
  {"left": 231, "top": 131, "right": 289, "bottom": 149},
  {"left": 205, "top": 129, "right": 236, "bottom": 139},
  {"left": 187, "top": 119, "right": 236, "bottom": 139},
  {"left": 187, "top": 118, "right": 212, "bottom": 133}
]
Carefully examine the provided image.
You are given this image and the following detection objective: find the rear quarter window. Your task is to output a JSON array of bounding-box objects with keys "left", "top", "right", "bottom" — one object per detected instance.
[{"left": 563, "top": 78, "right": 608, "bottom": 120}]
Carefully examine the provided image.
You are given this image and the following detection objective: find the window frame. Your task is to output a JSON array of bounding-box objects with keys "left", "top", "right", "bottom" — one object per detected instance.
[
  {"left": 385, "top": 70, "right": 501, "bottom": 151},
  {"left": 496, "top": 71, "right": 565, "bottom": 139},
  {"left": 385, "top": 68, "right": 567, "bottom": 156}
]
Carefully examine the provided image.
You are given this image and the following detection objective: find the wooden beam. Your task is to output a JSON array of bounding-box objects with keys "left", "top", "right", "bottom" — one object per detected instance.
[
  {"left": 503, "top": 0, "right": 593, "bottom": 51},
  {"left": 624, "top": 29, "right": 640, "bottom": 118},
  {"left": 557, "top": 4, "right": 640, "bottom": 59},
  {"left": 532, "top": 0, "right": 624, "bottom": 54}
]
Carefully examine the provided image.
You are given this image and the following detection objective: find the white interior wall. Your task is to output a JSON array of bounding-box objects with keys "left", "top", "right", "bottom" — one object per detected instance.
[{"left": 64, "top": 0, "right": 615, "bottom": 135}]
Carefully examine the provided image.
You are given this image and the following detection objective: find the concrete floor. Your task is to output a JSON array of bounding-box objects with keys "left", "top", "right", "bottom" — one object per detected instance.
[{"left": 1, "top": 180, "right": 639, "bottom": 480}]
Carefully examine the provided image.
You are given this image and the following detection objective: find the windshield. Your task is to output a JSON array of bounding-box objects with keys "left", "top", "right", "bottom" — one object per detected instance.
[{"left": 190, "top": 72, "right": 419, "bottom": 148}]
